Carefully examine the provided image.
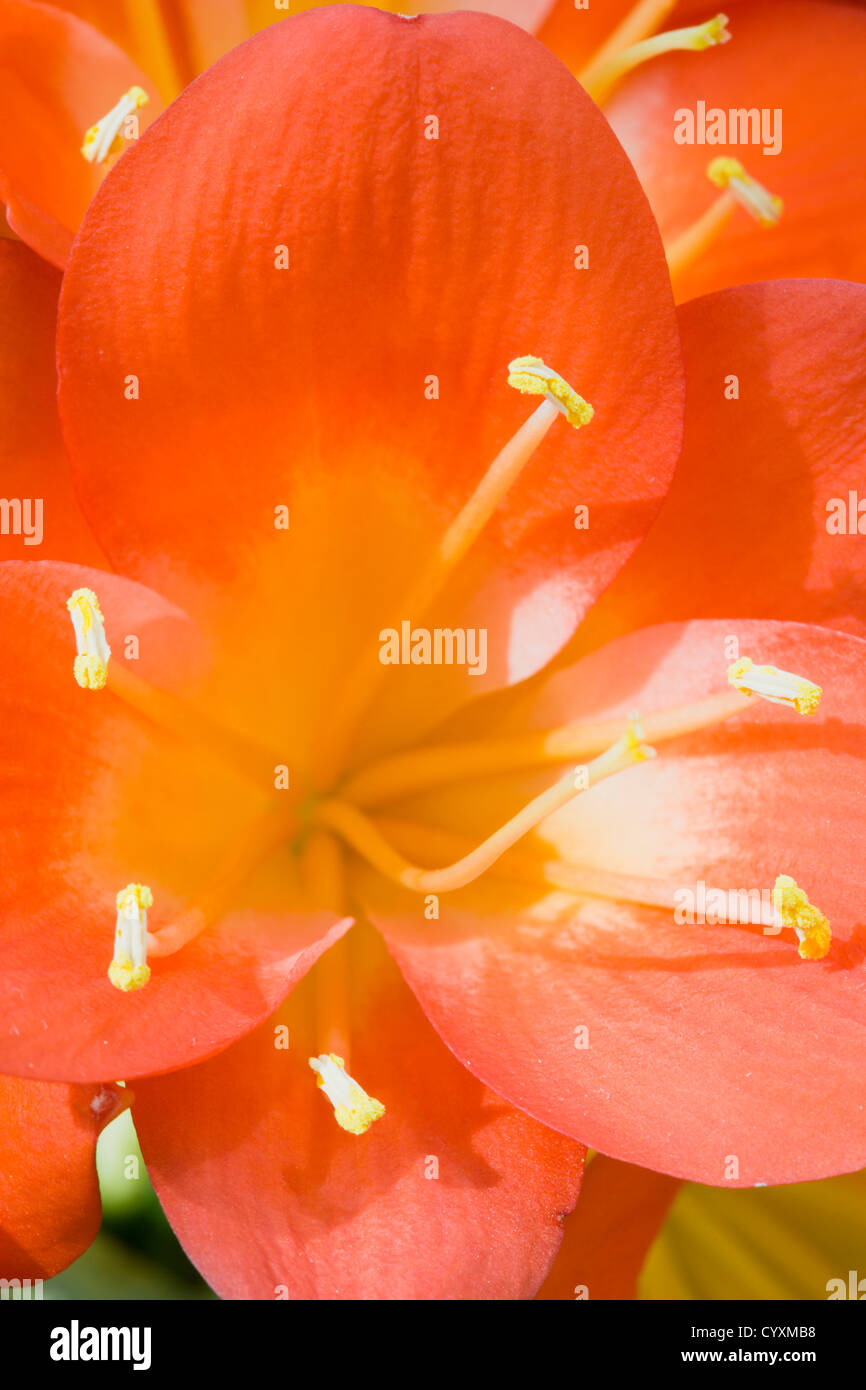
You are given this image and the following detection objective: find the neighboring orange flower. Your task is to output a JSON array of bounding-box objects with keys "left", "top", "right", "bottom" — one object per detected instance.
[
  {"left": 4, "top": 0, "right": 865, "bottom": 300},
  {"left": 0, "top": 0, "right": 160, "bottom": 267},
  {"left": 596, "top": 0, "right": 866, "bottom": 298}
]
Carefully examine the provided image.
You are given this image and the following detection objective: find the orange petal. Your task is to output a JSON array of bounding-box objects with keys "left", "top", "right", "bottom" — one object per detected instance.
[
  {"left": 0, "top": 240, "right": 105, "bottom": 565},
  {"left": 133, "top": 924, "right": 584, "bottom": 1298},
  {"left": 0, "top": 560, "right": 347, "bottom": 1082},
  {"left": 371, "top": 619, "right": 866, "bottom": 1185},
  {"left": 536, "top": 1155, "right": 679, "bottom": 1299},
  {"left": 0, "top": 1074, "right": 125, "bottom": 1279},
  {"left": 577, "top": 279, "right": 866, "bottom": 651}
]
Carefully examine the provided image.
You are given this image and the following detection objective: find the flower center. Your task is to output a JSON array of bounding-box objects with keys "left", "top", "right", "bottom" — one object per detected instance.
[
  {"left": 61, "top": 355, "right": 830, "bottom": 1056},
  {"left": 313, "top": 716, "right": 654, "bottom": 894},
  {"left": 71, "top": 608, "right": 829, "bottom": 992}
]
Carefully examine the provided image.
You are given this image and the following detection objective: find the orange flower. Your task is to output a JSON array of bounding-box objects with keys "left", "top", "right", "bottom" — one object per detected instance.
[{"left": 1, "top": 6, "right": 865, "bottom": 1298}]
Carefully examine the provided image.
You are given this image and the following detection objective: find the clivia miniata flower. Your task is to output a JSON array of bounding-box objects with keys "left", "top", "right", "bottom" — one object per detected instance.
[{"left": 1, "top": 5, "right": 865, "bottom": 1299}]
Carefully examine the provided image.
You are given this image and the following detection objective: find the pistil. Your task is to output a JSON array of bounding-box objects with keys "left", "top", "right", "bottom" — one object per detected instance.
[
  {"left": 315, "top": 718, "right": 653, "bottom": 894},
  {"left": 372, "top": 815, "right": 680, "bottom": 911}
]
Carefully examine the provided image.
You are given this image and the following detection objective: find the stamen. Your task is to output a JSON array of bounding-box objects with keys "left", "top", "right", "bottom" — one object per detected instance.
[
  {"left": 666, "top": 159, "right": 782, "bottom": 279},
  {"left": 81, "top": 87, "right": 149, "bottom": 165},
  {"left": 727, "top": 657, "right": 821, "bottom": 715},
  {"left": 665, "top": 191, "right": 737, "bottom": 276},
  {"left": 316, "top": 718, "right": 654, "bottom": 894},
  {"left": 303, "top": 831, "right": 351, "bottom": 1059},
  {"left": 579, "top": 0, "right": 677, "bottom": 97},
  {"left": 772, "top": 875, "right": 831, "bottom": 960},
  {"left": 581, "top": 9, "right": 728, "bottom": 104},
  {"left": 343, "top": 688, "right": 752, "bottom": 809},
  {"left": 507, "top": 357, "right": 594, "bottom": 428},
  {"left": 374, "top": 814, "right": 682, "bottom": 912},
  {"left": 109, "top": 882, "right": 152, "bottom": 992},
  {"left": 67, "top": 587, "right": 111, "bottom": 690},
  {"left": 706, "top": 157, "right": 783, "bottom": 227},
  {"left": 64, "top": 589, "right": 280, "bottom": 783},
  {"left": 317, "top": 356, "right": 592, "bottom": 783},
  {"left": 308, "top": 1053, "right": 385, "bottom": 1135}
]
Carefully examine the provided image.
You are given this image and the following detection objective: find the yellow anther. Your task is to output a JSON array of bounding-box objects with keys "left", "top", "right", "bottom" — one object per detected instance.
[
  {"left": 707, "top": 158, "right": 783, "bottom": 227},
  {"left": 82, "top": 86, "right": 149, "bottom": 165},
  {"left": 308, "top": 1053, "right": 385, "bottom": 1135},
  {"left": 727, "top": 657, "right": 821, "bottom": 715},
  {"left": 108, "top": 882, "right": 153, "bottom": 992},
  {"left": 67, "top": 588, "right": 110, "bottom": 690},
  {"left": 772, "top": 875, "right": 831, "bottom": 961},
  {"left": 507, "top": 357, "right": 594, "bottom": 429},
  {"left": 116, "top": 883, "right": 153, "bottom": 913}
]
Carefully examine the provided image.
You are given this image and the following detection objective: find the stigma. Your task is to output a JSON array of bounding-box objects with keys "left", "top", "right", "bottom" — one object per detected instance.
[
  {"left": 81, "top": 87, "right": 149, "bottom": 165},
  {"left": 707, "top": 158, "right": 783, "bottom": 227},
  {"left": 773, "top": 875, "right": 831, "bottom": 960},
  {"left": 109, "top": 883, "right": 153, "bottom": 992},
  {"left": 67, "top": 588, "right": 111, "bottom": 690},
  {"left": 507, "top": 357, "right": 594, "bottom": 429},
  {"left": 308, "top": 1053, "right": 385, "bottom": 1135},
  {"left": 727, "top": 657, "right": 821, "bottom": 715},
  {"left": 686, "top": 14, "right": 730, "bottom": 50}
]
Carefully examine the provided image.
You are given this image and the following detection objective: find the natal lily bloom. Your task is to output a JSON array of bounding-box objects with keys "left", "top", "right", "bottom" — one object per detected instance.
[
  {"left": 2, "top": 6, "right": 681, "bottom": 1296},
  {"left": 594, "top": 0, "right": 866, "bottom": 298},
  {"left": 2, "top": 8, "right": 866, "bottom": 1298}
]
